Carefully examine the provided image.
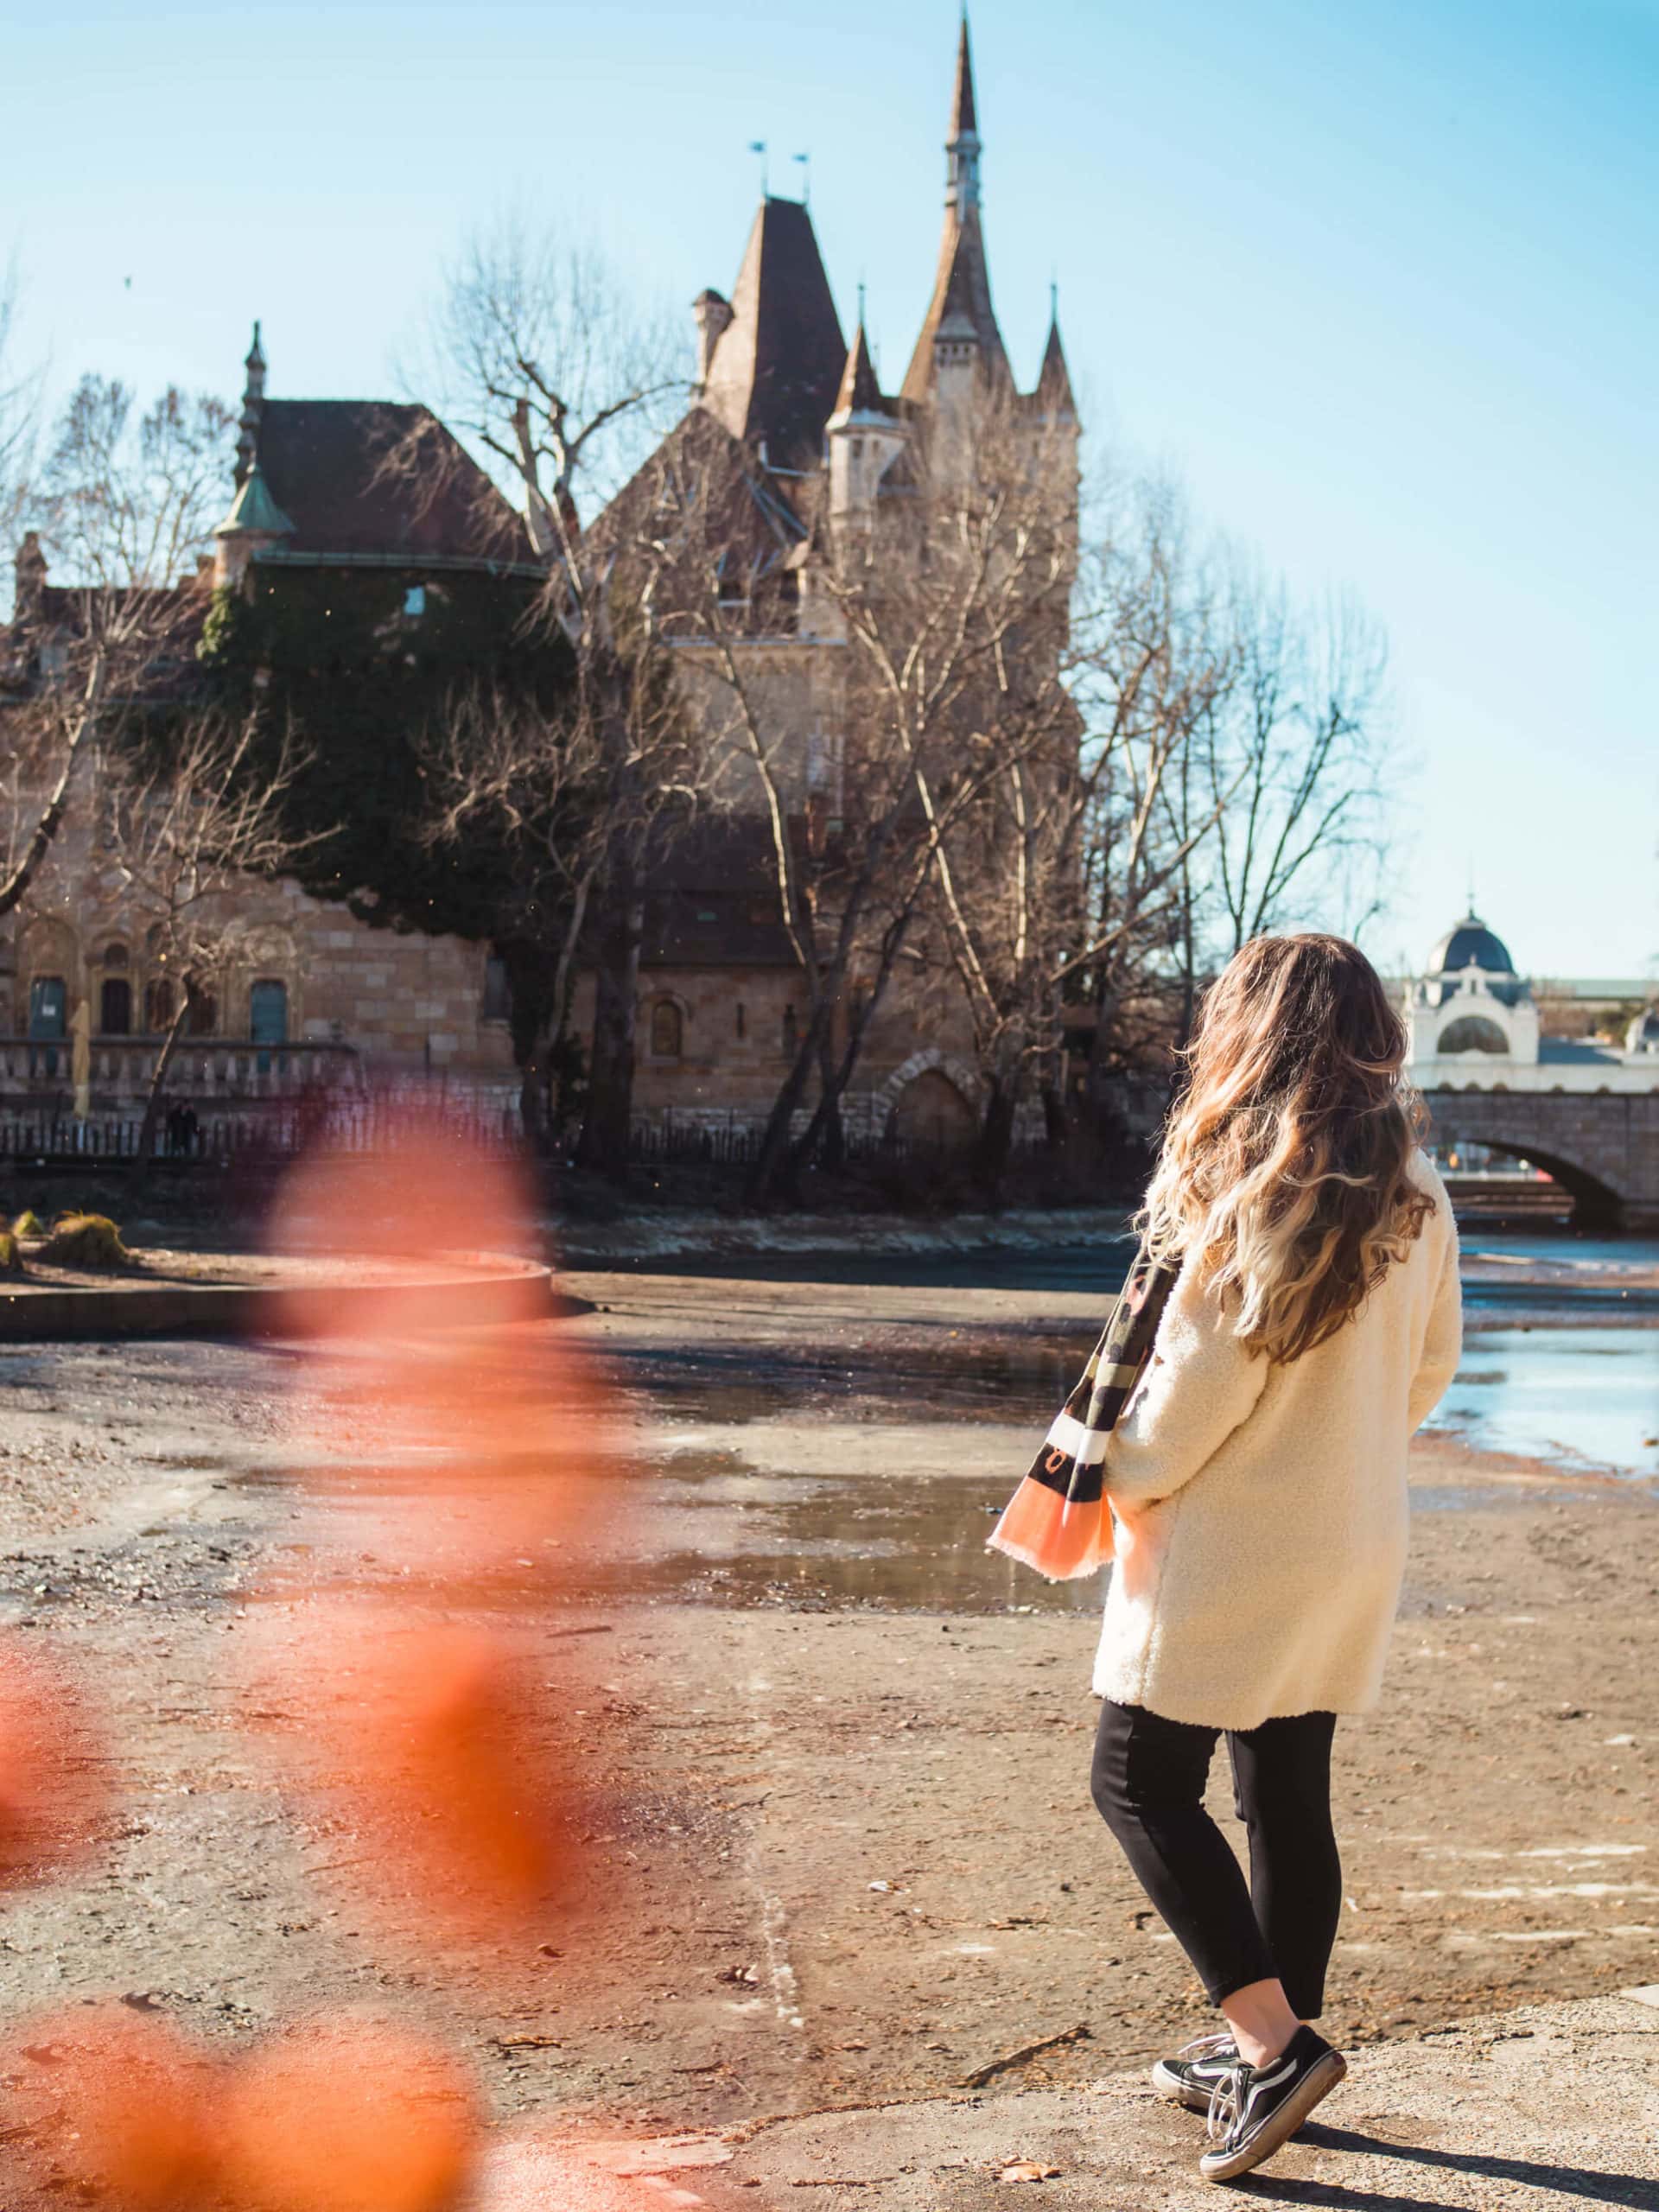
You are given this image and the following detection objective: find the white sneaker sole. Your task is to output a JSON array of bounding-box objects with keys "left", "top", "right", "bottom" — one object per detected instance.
[
  {"left": 1198, "top": 2049, "right": 1347, "bottom": 2182},
  {"left": 1150, "top": 2060, "right": 1215, "bottom": 2114}
]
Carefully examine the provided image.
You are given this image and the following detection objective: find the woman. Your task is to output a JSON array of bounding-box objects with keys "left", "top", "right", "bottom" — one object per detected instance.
[{"left": 1087, "top": 933, "right": 1462, "bottom": 2182}]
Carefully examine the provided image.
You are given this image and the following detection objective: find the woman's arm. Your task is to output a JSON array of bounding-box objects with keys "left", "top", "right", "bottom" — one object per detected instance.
[
  {"left": 1408, "top": 1224, "right": 1463, "bottom": 1434},
  {"left": 1103, "top": 1260, "right": 1269, "bottom": 1507}
]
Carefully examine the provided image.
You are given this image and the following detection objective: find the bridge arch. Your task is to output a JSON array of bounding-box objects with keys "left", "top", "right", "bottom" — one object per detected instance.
[{"left": 1421, "top": 1085, "right": 1657, "bottom": 1230}]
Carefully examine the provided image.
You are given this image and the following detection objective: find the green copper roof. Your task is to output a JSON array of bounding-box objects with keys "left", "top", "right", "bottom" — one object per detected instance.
[{"left": 215, "top": 462, "right": 294, "bottom": 540}]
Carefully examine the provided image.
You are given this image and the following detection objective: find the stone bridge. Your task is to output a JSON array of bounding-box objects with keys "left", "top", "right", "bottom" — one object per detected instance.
[{"left": 1421, "top": 1085, "right": 1659, "bottom": 1230}]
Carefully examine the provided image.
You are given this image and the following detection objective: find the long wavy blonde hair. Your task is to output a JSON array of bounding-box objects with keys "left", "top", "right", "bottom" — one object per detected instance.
[{"left": 1141, "top": 933, "right": 1435, "bottom": 1363}]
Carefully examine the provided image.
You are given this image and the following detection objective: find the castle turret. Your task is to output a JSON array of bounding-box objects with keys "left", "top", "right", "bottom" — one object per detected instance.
[
  {"left": 213, "top": 460, "right": 294, "bottom": 588},
  {"left": 12, "top": 531, "right": 48, "bottom": 625},
  {"left": 825, "top": 321, "right": 906, "bottom": 523},
  {"left": 692, "top": 289, "right": 734, "bottom": 393}
]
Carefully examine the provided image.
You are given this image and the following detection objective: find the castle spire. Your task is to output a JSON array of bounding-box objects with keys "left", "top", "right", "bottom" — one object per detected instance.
[
  {"left": 901, "top": 12, "right": 1007, "bottom": 402},
  {"left": 235, "top": 321, "right": 266, "bottom": 486},
  {"left": 833, "top": 320, "right": 885, "bottom": 417},
  {"left": 946, "top": 11, "right": 981, "bottom": 211},
  {"left": 1034, "top": 302, "right": 1075, "bottom": 416}
]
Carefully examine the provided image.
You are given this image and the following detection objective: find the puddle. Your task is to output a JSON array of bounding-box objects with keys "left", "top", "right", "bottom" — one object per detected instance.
[
  {"left": 1425, "top": 1326, "right": 1659, "bottom": 1478},
  {"left": 616, "top": 1479, "right": 1100, "bottom": 1616}
]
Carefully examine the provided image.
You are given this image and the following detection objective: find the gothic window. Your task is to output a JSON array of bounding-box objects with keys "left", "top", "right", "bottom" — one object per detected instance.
[
  {"left": 99, "top": 976, "right": 132, "bottom": 1035},
  {"left": 28, "top": 976, "right": 67, "bottom": 1040},
  {"left": 650, "top": 1000, "right": 683, "bottom": 1059},
  {"left": 250, "top": 979, "right": 289, "bottom": 1046}
]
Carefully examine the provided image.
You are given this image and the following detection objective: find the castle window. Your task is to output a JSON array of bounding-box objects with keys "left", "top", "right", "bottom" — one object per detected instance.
[
  {"left": 481, "top": 955, "right": 512, "bottom": 1022},
  {"left": 250, "top": 979, "right": 289, "bottom": 1047},
  {"left": 28, "top": 976, "right": 67, "bottom": 1040},
  {"left": 99, "top": 976, "right": 132, "bottom": 1035},
  {"left": 650, "top": 1000, "right": 683, "bottom": 1059},
  {"left": 1438, "top": 1015, "right": 1508, "bottom": 1055}
]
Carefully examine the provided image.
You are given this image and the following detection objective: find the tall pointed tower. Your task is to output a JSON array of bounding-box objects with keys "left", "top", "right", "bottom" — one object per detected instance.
[{"left": 901, "top": 13, "right": 1011, "bottom": 403}]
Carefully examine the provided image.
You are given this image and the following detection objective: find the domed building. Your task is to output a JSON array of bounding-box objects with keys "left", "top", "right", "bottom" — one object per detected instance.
[
  {"left": 1405, "top": 911, "right": 1659, "bottom": 1092},
  {"left": 1405, "top": 910, "right": 1541, "bottom": 1067}
]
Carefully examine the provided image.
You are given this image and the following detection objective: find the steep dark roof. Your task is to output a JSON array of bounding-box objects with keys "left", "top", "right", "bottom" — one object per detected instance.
[
  {"left": 901, "top": 205, "right": 1010, "bottom": 399},
  {"left": 253, "top": 400, "right": 533, "bottom": 566},
  {"left": 699, "top": 198, "right": 847, "bottom": 469},
  {"left": 641, "top": 817, "right": 798, "bottom": 969},
  {"left": 832, "top": 323, "right": 887, "bottom": 416},
  {"left": 1032, "top": 315, "right": 1075, "bottom": 413}
]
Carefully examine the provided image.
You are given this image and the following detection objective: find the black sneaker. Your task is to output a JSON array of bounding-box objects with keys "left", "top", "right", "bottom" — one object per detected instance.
[
  {"left": 1150, "top": 2032, "right": 1240, "bottom": 2113},
  {"left": 1198, "top": 2025, "right": 1346, "bottom": 2182}
]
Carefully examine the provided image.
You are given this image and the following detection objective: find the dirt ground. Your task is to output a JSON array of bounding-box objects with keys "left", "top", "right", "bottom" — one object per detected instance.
[{"left": 0, "top": 1267, "right": 1655, "bottom": 2177}]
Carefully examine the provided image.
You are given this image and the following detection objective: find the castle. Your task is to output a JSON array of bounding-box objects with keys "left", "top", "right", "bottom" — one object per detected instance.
[{"left": 0, "top": 22, "right": 1077, "bottom": 1152}]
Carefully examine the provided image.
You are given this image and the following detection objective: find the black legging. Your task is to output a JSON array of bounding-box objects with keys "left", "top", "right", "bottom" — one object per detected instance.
[{"left": 1090, "top": 1698, "right": 1342, "bottom": 2019}]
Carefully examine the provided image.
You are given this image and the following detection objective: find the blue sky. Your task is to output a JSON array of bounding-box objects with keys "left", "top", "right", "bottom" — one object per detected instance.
[{"left": 5, "top": 0, "right": 1656, "bottom": 979}]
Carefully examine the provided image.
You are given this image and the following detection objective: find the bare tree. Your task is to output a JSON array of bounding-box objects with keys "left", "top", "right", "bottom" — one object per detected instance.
[
  {"left": 99, "top": 715, "right": 324, "bottom": 1169},
  {"left": 0, "top": 261, "right": 37, "bottom": 589},
  {"left": 405, "top": 216, "right": 695, "bottom": 1174},
  {"left": 418, "top": 664, "right": 697, "bottom": 1148},
  {"left": 1198, "top": 571, "right": 1393, "bottom": 955},
  {"left": 1, "top": 375, "right": 232, "bottom": 921},
  {"left": 651, "top": 395, "right": 1090, "bottom": 1202},
  {"left": 39, "top": 378, "right": 232, "bottom": 593}
]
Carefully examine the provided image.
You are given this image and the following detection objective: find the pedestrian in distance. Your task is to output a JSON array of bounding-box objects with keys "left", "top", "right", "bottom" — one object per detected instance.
[{"left": 997, "top": 932, "right": 1462, "bottom": 2181}]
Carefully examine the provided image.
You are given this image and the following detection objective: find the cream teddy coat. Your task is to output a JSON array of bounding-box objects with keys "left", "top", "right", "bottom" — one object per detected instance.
[{"left": 1093, "top": 1148, "right": 1462, "bottom": 1730}]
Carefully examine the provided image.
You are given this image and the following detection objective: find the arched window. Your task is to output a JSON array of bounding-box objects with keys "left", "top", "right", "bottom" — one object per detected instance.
[
  {"left": 650, "top": 1000, "right": 683, "bottom": 1058},
  {"left": 101, "top": 940, "right": 130, "bottom": 971},
  {"left": 250, "top": 979, "right": 289, "bottom": 1046},
  {"left": 28, "top": 976, "right": 67, "bottom": 1039},
  {"left": 1439, "top": 1015, "right": 1509, "bottom": 1055},
  {"left": 99, "top": 976, "right": 132, "bottom": 1035},
  {"left": 187, "top": 985, "right": 218, "bottom": 1037},
  {"left": 144, "top": 978, "right": 175, "bottom": 1033}
]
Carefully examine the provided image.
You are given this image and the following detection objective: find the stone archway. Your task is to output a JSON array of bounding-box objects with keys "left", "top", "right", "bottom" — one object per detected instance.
[
  {"left": 1422, "top": 1087, "right": 1657, "bottom": 1230},
  {"left": 874, "top": 1049, "right": 982, "bottom": 1150}
]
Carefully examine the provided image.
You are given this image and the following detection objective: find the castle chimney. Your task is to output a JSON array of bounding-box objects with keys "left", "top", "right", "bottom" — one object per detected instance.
[
  {"left": 692, "top": 289, "right": 734, "bottom": 392},
  {"left": 13, "top": 531, "right": 47, "bottom": 623}
]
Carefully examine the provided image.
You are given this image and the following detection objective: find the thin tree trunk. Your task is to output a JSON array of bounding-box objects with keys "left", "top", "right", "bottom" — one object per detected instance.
[
  {"left": 575, "top": 856, "right": 642, "bottom": 1181},
  {"left": 0, "top": 651, "right": 106, "bottom": 919},
  {"left": 744, "top": 998, "right": 834, "bottom": 1207},
  {"left": 130, "top": 989, "right": 193, "bottom": 1188},
  {"left": 972, "top": 1058, "right": 1020, "bottom": 1204}
]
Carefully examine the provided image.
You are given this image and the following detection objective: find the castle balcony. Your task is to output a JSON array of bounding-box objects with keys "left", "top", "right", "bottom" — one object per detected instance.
[{"left": 0, "top": 1034, "right": 362, "bottom": 1106}]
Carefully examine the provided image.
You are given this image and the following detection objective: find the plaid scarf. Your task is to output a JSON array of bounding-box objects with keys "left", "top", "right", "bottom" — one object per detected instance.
[{"left": 986, "top": 1242, "right": 1179, "bottom": 1581}]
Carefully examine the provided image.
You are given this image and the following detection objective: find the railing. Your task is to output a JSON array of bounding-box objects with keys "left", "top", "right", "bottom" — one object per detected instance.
[
  {"left": 0, "top": 1035, "right": 361, "bottom": 1102},
  {"left": 0, "top": 1089, "right": 523, "bottom": 1166}
]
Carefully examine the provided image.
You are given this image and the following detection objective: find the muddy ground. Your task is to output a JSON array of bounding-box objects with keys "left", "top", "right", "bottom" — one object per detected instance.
[{"left": 0, "top": 1267, "right": 1655, "bottom": 2169}]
